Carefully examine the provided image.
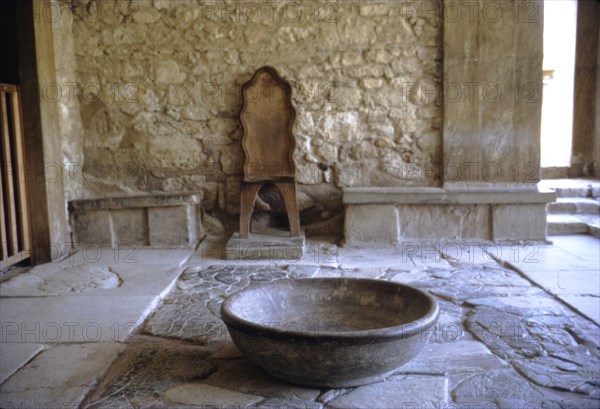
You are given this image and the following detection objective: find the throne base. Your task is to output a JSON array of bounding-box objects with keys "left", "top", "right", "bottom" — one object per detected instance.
[{"left": 225, "top": 230, "right": 305, "bottom": 261}]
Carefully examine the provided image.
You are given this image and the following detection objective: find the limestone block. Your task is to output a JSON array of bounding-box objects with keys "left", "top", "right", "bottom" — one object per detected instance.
[
  {"left": 112, "top": 208, "right": 148, "bottom": 246},
  {"left": 72, "top": 209, "right": 112, "bottom": 247},
  {"left": 148, "top": 205, "right": 197, "bottom": 248},
  {"left": 204, "top": 358, "right": 320, "bottom": 401},
  {"left": 0, "top": 344, "right": 46, "bottom": 384},
  {"left": 155, "top": 60, "right": 186, "bottom": 84},
  {"left": 344, "top": 204, "right": 400, "bottom": 246},
  {"left": 492, "top": 204, "right": 547, "bottom": 241},
  {"left": 165, "top": 384, "right": 263, "bottom": 407},
  {"left": 147, "top": 134, "right": 201, "bottom": 170},
  {"left": 225, "top": 232, "right": 305, "bottom": 261},
  {"left": 0, "top": 295, "right": 160, "bottom": 342},
  {"left": 70, "top": 194, "right": 202, "bottom": 249},
  {"left": 397, "top": 205, "right": 491, "bottom": 241},
  {"left": 359, "top": 4, "right": 389, "bottom": 17},
  {"left": 342, "top": 188, "right": 554, "bottom": 242},
  {"left": 443, "top": 0, "right": 544, "bottom": 184},
  {"left": 328, "top": 375, "right": 448, "bottom": 409},
  {"left": 0, "top": 343, "right": 125, "bottom": 409}
]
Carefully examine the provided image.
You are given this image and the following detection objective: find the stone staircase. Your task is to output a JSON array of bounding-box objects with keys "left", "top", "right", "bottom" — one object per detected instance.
[{"left": 540, "top": 179, "right": 600, "bottom": 237}]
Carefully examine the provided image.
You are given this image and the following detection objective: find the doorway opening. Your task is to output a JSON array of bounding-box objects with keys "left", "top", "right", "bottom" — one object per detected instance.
[{"left": 540, "top": 0, "right": 578, "bottom": 170}]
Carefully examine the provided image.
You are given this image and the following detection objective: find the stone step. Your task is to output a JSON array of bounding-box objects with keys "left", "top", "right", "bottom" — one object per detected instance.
[
  {"left": 547, "top": 213, "right": 600, "bottom": 236},
  {"left": 547, "top": 197, "right": 600, "bottom": 214},
  {"left": 539, "top": 178, "right": 600, "bottom": 198},
  {"left": 590, "top": 224, "right": 600, "bottom": 239}
]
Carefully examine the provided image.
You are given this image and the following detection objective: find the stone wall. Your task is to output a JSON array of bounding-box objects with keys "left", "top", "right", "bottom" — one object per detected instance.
[
  {"left": 52, "top": 0, "right": 85, "bottom": 202},
  {"left": 68, "top": 0, "right": 443, "bottom": 228}
]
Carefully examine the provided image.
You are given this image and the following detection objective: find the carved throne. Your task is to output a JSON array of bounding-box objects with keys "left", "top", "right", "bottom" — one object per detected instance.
[{"left": 238, "top": 66, "right": 301, "bottom": 238}]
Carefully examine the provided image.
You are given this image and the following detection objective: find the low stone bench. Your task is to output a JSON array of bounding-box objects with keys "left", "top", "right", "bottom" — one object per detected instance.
[
  {"left": 69, "top": 193, "right": 203, "bottom": 248},
  {"left": 343, "top": 186, "right": 556, "bottom": 245}
]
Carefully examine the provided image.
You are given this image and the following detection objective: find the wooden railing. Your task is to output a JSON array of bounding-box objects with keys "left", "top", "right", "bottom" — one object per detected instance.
[{"left": 1, "top": 83, "right": 31, "bottom": 269}]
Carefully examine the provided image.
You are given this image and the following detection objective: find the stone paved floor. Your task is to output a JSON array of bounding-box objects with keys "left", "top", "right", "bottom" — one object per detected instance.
[{"left": 0, "top": 235, "right": 598, "bottom": 408}]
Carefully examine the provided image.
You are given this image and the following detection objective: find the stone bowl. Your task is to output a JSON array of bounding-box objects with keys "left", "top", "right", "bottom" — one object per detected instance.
[{"left": 220, "top": 278, "right": 439, "bottom": 388}]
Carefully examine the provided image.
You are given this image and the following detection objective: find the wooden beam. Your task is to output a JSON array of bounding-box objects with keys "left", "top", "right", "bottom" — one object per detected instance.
[
  {"left": 11, "top": 87, "right": 31, "bottom": 256},
  {"left": 0, "top": 88, "right": 19, "bottom": 256}
]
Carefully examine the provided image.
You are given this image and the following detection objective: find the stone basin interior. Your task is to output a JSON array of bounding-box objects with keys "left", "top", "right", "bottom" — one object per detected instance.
[{"left": 227, "top": 279, "right": 433, "bottom": 333}]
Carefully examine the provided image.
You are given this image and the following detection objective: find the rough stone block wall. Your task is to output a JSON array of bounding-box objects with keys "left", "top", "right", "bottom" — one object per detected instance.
[{"left": 70, "top": 0, "right": 442, "bottom": 228}]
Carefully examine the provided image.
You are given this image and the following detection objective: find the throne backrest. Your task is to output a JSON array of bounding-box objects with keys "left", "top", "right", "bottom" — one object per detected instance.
[{"left": 240, "top": 66, "right": 296, "bottom": 182}]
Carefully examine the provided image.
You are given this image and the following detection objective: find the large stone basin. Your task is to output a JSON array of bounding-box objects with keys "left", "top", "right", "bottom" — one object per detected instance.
[{"left": 220, "top": 278, "right": 439, "bottom": 387}]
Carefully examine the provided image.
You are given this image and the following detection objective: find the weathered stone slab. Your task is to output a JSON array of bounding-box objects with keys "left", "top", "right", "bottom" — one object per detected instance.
[
  {"left": 395, "top": 340, "right": 508, "bottom": 375},
  {"left": 397, "top": 204, "right": 491, "bottom": 241},
  {"left": 492, "top": 204, "right": 548, "bottom": 241},
  {"left": 464, "top": 303, "right": 600, "bottom": 398},
  {"left": 429, "top": 285, "right": 542, "bottom": 304},
  {"left": 492, "top": 241, "right": 596, "bottom": 273},
  {"left": 142, "top": 265, "right": 302, "bottom": 344},
  {"left": 69, "top": 193, "right": 202, "bottom": 210},
  {"left": 72, "top": 209, "right": 112, "bottom": 247},
  {"left": 439, "top": 242, "right": 502, "bottom": 265},
  {"left": 0, "top": 343, "right": 46, "bottom": 384},
  {"left": 465, "top": 306, "right": 553, "bottom": 360},
  {"left": 549, "top": 397, "right": 600, "bottom": 409},
  {"left": 337, "top": 247, "right": 399, "bottom": 269},
  {"left": 559, "top": 294, "right": 600, "bottom": 325},
  {"left": 451, "top": 369, "right": 552, "bottom": 403},
  {"left": 0, "top": 264, "right": 120, "bottom": 297},
  {"left": 148, "top": 205, "right": 198, "bottom": 248},
  {"left": 225, "top": 231, "right": 305, "bottom": 261},
  {"left": 336, "top": 246, "right": 436, "bottom": 269},
  {"left": 83, "top": 343, "right": 217, "bottom": 408},
  {"left": 112, "top": 208, "right": 148, "bottom": 245},
  {"left": 385, "top": 269, "right": 432, "bottom": 284},
  {"left": 465, "top": 295, "right": 569, "bottom": 316},
  {"left": 283, "top": 265, "right": 320, "bottom": 277},
  {"left": 406, "top": 265, "right": 537, "bottom": 304},
  {"left": 343, "top": 187, "right": 556, "bottom": 205},
  {"left": 164, "top": 383, "right": 263, "bottom": 407},
  {"left": 0, "top": 249, "right": 191, "bottom": 298},
  {"left": 193, "top": 237, "right": 339, "bottom": 267},
  {"left": 434, "top": 299, "right": 466, "bottom": 330},
  {"left": 0, "top": 343, "right": 125, "bottom": 409},
  {"left": 343, "top": 189, "right": 556, "bottom": 246},
  {"left": 66, "top": 247, "right": 193, "bottom": 267},
  {"left": 344, "top": 204, "right": 400, "bottom": 246},
  {"left": 313, "top": 267, "right": 385, "bottom": 279},
  {"left": 311, "top": 268, "right": 343, "bottom": 278},
  {"left": 142, "top": 294, "right": 230, "bottom": 345},
  {"left": 550, "top": 235, "right": 600, "bottom": 262},
  {"left": 70, "top": 194, "right": 202, "bottom": 249},
  {"left": 512, "top": 356, "right": 600, "bottom": 395},
  {"left": 256, "top": 397, "right": 323, "bottom": 409},
  {"left": 1, "top": 295, "right": 160, "bottom": 342},
  {"left": 328, "top": 375, "right": 448, "bottom": 409},
  {"left": 317, "top": 388, "right": 353, "bottom": 404},
  {"left": 504, "top": 263, "right": 599, "bottom": 326},
  {"left": 443, "top": 0, "right": 544, "bottom": 187},
  {"left": 429, "top": 265, "right": 532, "bottom": 287},
  {"left": 204, "top": 359, "right": 321, "bottom": 401}
]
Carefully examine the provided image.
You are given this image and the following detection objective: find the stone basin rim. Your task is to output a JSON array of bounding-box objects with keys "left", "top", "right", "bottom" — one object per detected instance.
[{"left": 220, "top": 278, "right": 439, "bottom": 342}]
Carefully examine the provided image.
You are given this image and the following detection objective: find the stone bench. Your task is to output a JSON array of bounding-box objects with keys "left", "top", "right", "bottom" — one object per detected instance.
[
  {"left": 343, "top": 186, "right": 556, "bottom": 245},
  {"left": 69, "top": 193, "right": 203, "bottom": 248}
]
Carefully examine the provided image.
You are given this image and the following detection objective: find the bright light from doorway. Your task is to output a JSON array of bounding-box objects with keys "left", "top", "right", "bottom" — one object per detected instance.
[{"left": 541, "top": 0, "right": 578, "bottom": 168}]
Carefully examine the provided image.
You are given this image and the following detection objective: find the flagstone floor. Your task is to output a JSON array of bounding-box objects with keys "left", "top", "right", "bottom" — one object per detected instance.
[{"left": 0, "top": 235, "right": 598, "bottom": 408}]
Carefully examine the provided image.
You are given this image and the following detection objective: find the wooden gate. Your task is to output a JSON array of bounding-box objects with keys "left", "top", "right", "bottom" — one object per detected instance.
[{"left": 1, "top": 83, "right": 31, "bottom": 269}]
